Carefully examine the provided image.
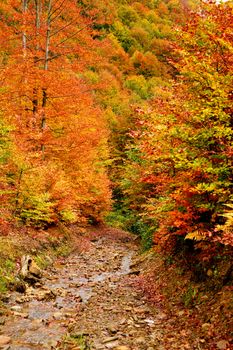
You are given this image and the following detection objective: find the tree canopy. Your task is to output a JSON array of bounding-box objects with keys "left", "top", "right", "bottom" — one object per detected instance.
[{"left": 0, "top": 0, "right": 232, "bottom": 257}]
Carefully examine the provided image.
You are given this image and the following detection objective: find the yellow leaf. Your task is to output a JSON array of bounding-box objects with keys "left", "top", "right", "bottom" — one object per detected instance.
[{"left": 185, "top": 231, "right": 206, "bottom": 241}]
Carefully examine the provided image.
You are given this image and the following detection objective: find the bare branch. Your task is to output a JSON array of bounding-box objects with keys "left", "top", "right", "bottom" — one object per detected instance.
[
  {"left": 49, "top": 19, "right": 77, "bottom": 38},
  {"left": 55, "top": 23, "right": 91, "bottom": 47}
]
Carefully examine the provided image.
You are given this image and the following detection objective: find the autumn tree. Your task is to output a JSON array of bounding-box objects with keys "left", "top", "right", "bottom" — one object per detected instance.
[
  {"left": 118, "top": 1, "right": 233, "bottom": 250},
  {"left": 0, "top": 0, "right": 111, "bottom": 228}
]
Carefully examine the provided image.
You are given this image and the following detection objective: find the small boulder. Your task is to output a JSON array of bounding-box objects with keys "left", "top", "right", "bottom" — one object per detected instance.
[
  {"left": 20, "top": 255, "right": 42, "bottom": 284},
  {"left": 11, "top": 305, "right": 22, "bottom": 312}
]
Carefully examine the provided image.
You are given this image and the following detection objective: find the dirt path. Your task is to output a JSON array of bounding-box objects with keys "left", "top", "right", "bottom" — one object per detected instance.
[
  {"left": 0, "top": 227, "right": 165, "bottom": 350},
  {"left": 0, "top": 227, "right": 212, "bottom": 350}
]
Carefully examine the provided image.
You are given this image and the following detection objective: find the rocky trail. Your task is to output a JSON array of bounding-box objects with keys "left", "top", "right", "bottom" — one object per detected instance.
[
  {"left": 0, "top": 227, "right": 168, "bottom": 350},
  {"left": 0, "top": 227, "right": 230, "bottom": 350}
]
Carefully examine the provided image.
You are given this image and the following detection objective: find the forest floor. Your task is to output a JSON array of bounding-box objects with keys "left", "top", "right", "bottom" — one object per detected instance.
[{"left": 0, "top": 226, "right": 232, "bottom": 350}]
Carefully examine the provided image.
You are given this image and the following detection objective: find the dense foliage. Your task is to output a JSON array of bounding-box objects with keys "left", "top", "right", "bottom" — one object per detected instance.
[
  {"left": 97, "top": 0, "right": 233, "bottom": 257},
  {"left": 0, "top": 0, "right": 111, "bottom": 227},
  {"left": 0, "top": 0, "right": 232, "bottom": 258}
]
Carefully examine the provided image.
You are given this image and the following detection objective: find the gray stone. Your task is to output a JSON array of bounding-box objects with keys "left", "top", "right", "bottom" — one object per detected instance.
[{"left": 11, "top": 305, "right": 22, "bottom": 312}]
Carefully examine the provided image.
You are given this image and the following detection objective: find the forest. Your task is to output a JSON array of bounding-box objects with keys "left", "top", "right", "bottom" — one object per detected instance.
[
  {"left": 1, "top": 0, "right": 232, "bottom": 255},
  {"left": 0, "top": 0, "right": 232, "bottom": 346}
]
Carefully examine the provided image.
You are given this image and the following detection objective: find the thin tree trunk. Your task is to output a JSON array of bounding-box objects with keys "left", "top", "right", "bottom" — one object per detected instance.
[
  {"left": 41, "top": 0, "right": 52, "bottom": 159},
  {"left": 45, "top": 0, "right": 52, "bottom": 71},
  {"left": 14, "top": 168, "right": 24, "bottom": 215},
  {"left": 32, "top": 0, "right": 41, "bottom": 123},
  {"left": 22, "top": 0, "right": 28, "bottom": 54}
]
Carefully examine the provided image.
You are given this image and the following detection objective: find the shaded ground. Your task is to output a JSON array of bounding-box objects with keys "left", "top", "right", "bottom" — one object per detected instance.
[{"left": 0, "top": 227, "right": 232, "bottom": 350}]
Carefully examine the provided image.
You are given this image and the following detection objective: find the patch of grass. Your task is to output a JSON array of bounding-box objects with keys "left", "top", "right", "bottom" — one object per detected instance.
[
  {"left": 105, "top": 209, "right": 131, "bottom": 230},
  {"left": 54, "top": 242, "right": 72, "bottom": 257},
  {"left": 34, "top": 253, "right": 52, "bottom": 270},
  {"left": 0, "top": 258, "right": 16, "bottom": 295},
  {"left": 164, "top": 255, "right": 174, "bottom": 266},
  {"left": 182, "top": 285, "right": 199, "bottom": 307},
  {"left": 58, "top": 333, "right": 91, "bottom": 350},
  {"left": 0, "top": 277, "right": 7, "bottom": 294},
  {"left": 4, "top": 259, "right": 15, "bottom": 272},
  {"left": 106, "top": 209, "right": 155, "bottom": 251}
]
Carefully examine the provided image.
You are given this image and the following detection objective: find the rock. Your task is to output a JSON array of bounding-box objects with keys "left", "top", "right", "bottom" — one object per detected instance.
[
  {"left": 134, "top": 307, "right": 149, "bottom": 314},
  {"left": 128, "top": 330, "right": 138, "bottom": 336},
  {"left": 156, "top": 312, "right": 167, "bottom": 320},
  {"left": 0, "top": 317, "right": 5, "bottom": 325},
  {"left": 106, "top": 341, "right": 119, "bottom": 349},
  {"left": 53, "top": 312, "right": 63, "bottom": 320},
  {"left": 107, "top": 323, "right": 119, "bottom": 334},
  {"left": 20, "top": 255, "right": 42, "bottom": 283},
  {"left": 124, "top": 307, "right": 132, "bottom": 312},
  {"left": 13, "top": 278, "right": 26, "bottom": 293},
  {"left": 28, "top": 319, "right": 43, "bottom": 331},
  {"left": 11, "top": 305, "right": 22, "bottom": 312},
  {"left": 201, "top": 323, "right": 211, "bottom": 331},
  {"left": 145, "top": 319, "right": 155, "bottom": 327},
  {"left": 16, "top": 296, "right": 27, "bottom": 303},
  {"left": 176, "top": 310, "right": 185, "bottom": 317},
  {"left": 119, "top": 318, "right": 127, "bottom": 325},
  {"left": 103, "top": 336, "right": 119, "bottom": 344},
  {"left": 216, "top": 340, "right": 229, "bottom": 350},
  {"left": 128, "top": 269, "right": 140, "bottom": 276},
  {"left": 0, "top": 336, "right": 11, "bottom": 346},
  {"left": 13, "top": 311, "right": 29, "bottom": 318},
  {"left": 36, "top": 289, "right": 56, "bottom": 301},
  {"left": 34, "top": 282, "right": 43, "bottom": 288},
  {"left": 0, "top": 295, "right": 10, "bottom": 303},
  {"left": 135, "top": 337, "right": 146, "bottom": 345}
]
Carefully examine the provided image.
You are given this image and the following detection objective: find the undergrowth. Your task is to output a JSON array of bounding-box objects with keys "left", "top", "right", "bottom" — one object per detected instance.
[
  {"left": 106, "top": 208, "right": 154, "bottom": 251},
  {"left": 0, "top": 225, "right": 75, "bottom": 295}
]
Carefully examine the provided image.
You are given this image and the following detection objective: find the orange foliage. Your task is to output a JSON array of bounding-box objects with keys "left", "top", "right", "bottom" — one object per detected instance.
[{"left": 0, "top": 0, "right": 111, "bottom": 227}]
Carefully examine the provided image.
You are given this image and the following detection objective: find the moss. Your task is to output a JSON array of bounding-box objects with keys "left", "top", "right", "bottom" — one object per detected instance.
[{"left": 0, "top": 277, "right": 7, "bottom": 294}]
